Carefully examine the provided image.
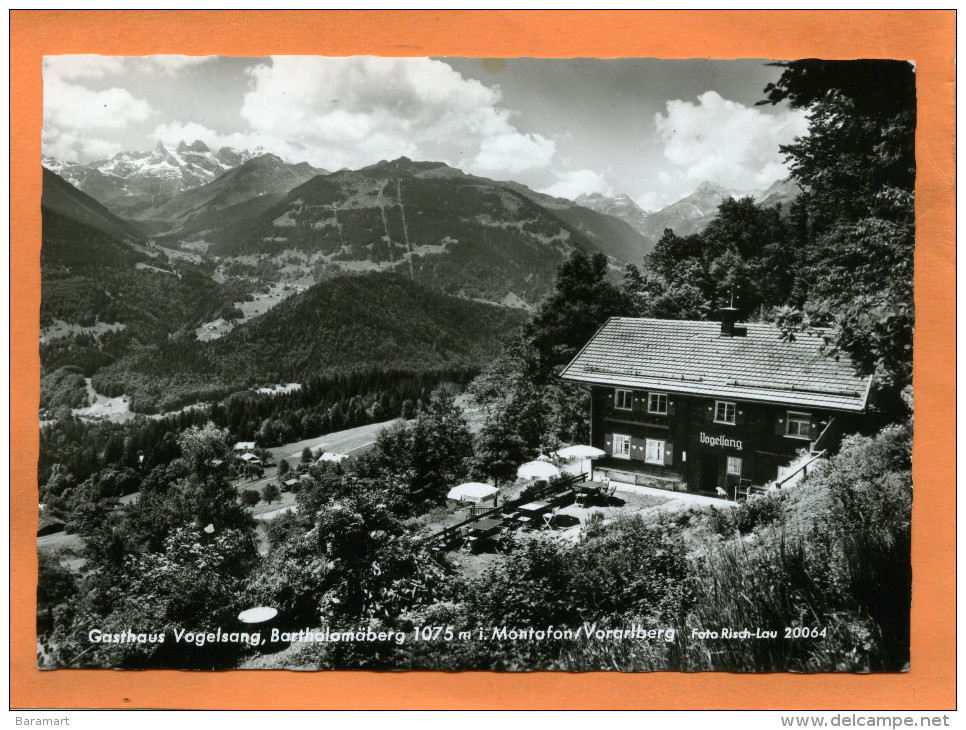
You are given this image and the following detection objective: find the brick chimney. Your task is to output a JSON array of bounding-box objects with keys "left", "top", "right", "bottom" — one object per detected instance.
[{"left": 719, "top": 307, "right": 740, "bottom": 337}]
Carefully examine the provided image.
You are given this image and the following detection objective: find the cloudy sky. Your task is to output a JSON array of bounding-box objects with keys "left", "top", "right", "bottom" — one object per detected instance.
[{"left": 42, "top": 55, "right": 808, "bottom": 210}]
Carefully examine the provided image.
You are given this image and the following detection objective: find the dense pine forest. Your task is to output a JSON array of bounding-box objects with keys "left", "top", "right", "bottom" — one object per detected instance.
[{"left": 38, "top": 60, "right": 913, "bottom": 673}]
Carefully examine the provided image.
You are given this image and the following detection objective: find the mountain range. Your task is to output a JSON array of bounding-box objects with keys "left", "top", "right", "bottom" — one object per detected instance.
[
  {"left": 187, "top": 156, "right": 651, "bottom": 307},
  {"left": 752, "top": 177, "right": 801, "bottom": 210},
  {"left": 40, "top": 169, "right": 249, "bottom": 354},
  {"left": 39, "top": 145, "right": 803, "bottom": 414},
  {"left": 39, "top": 166, "right": 529, "bottom": 412},
  {"left": 43, "top": 140, "right": 271, "bottom": 213},
  {"left": 574, "top": 192, "right": 651, "bottom": 233},
  {"left": 577, "top": 178, "right": 801, "bottom": 242},
  {"left": 41, "top": 142, "right": 803, "bottom": 319},
  {"left": 38, "top": 152, "right": 657, "bottom": 316},
  {"left": 44, "top": 140, "right": 801, "bottom": 258},
  {"left": 635, "top": 180, "right": 741, "bottom": 239},
  {"left": 115, "top": 153, "right": 327, "bottom": 235}
]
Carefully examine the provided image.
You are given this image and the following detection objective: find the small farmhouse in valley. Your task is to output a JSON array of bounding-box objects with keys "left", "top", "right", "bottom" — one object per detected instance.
[{"left": 559, "top": 309, "right": 876, "bottom": 494}]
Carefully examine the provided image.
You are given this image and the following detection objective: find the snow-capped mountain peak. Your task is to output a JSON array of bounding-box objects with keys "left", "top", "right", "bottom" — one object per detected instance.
[
  {"left": 177, "top": 139, "right": 212, "bottom": 154},
  {"left": 48, "top": 140, "right": 269, "bottom": 202},
  {"left": 575, "top": 191, "right": 651, "bottom": 235}
]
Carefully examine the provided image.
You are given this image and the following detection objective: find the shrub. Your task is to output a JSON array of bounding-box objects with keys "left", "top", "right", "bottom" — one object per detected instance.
[
  {"left": 708, "top": 492, "right": 784, "bottom": 536},
  {"left": 240, "top": 489, "right": 260, "bottom": 508},
  {"left": 518, "top": 479, "right": 547, "bottom": 502}
]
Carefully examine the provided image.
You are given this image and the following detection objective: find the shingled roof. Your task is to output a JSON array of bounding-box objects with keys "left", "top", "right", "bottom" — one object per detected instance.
[{"left": 560, "top": 317, "right": 873, "bottom": 412}]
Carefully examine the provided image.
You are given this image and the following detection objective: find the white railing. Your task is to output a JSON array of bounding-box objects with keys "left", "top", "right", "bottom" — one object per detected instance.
[{"left": 776, "top": 450, "right": 827, "bottom": 489}]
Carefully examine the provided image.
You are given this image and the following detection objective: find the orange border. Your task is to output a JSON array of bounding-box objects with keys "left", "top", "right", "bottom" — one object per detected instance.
[{"left": 10, "top": 10, "right": 955, "bottom": 710}]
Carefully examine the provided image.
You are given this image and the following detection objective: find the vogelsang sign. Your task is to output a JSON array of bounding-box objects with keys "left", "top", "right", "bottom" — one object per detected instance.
[{"left": 699, "top": 432, "right": 743, "bottom": 451}]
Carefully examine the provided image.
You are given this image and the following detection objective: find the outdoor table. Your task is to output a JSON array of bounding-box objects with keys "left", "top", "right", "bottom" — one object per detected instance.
[
  {"left": 575, "top": 482, "right": 603, "bottom": 496},
  {"left": 469, "top": 517, "right": 504, "bottom": 537},
  {"left": 517, "top": 501, "right": 551, "bottom": 514}
]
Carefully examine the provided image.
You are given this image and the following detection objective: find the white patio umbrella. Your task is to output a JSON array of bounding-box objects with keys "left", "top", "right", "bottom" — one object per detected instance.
[
  {"left": 535, "top": 453, "right": 553, "bottom": 462},
  {"left": 555, "top": 445, "right": 606, "bottom": 459},
  {"left": 517, "top": 460, "right": 561, "bottom": 481},
  {"left": 555, "top": 444, "right": 606, "bottom": 479},
  {"left": 238, "top": 606, "right": 278, "bottom": 624},
  {"left": 447, "top": 482, "right": 500, "bottom": 504}
]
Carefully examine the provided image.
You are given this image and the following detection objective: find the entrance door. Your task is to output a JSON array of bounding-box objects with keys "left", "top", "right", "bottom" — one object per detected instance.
[{"left": 699, "top": 453, "right": 720, "bottom": 492}]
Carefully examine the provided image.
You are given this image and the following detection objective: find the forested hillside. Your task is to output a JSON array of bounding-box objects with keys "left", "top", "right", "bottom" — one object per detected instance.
[
  {"left": 41, "top": 169, "right": 254, "bottom": 327},
  {"left": 89, "top": 271, "right": 525, "bottom": 413},
  {"left": 209, "top": 271, "right": 524, "bottom": 378},
  {"left": 201, "top": 159, "right": 647, "bottom": 306},
  {"left": 122, "top": 154, "right": 326, "bottom": 234},
  {"left": 41, "top": 167, "right": 146, "bottom": 243},
  {"left": 40, "top": 171, "right": 260, "bottom": 397}
]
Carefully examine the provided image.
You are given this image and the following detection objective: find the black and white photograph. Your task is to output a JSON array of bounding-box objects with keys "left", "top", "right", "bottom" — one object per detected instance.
[{"left": 37, "top": 55, "right": 914, "bottom": 673}]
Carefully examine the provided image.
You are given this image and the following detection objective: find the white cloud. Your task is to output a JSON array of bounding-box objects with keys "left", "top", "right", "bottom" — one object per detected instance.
[
  {"left": 42, "top": 128, "right": 122, "bottom": 163},
  {"left": 152, "top": 120, "right": 263, "bottom": 153},
  {"left": 233, "top": 56, "right": 555, "bottom": 176},
  {"left": 43, "top": 55, "right": 125, "bottom": 81},
  {"left": 42, "top": 55, "right": 557, "bottom": 175},
  {"left": 140, "top": 55, "right": 217, "bottom": 73},
  {"left": 43, "top": 54, "right": 216, "bottom": 80},
  {"left": 473, "top": 133, "right": 555, "bottom": 175},
  {"left": 654, "top": 91, "right": 807, "bottom": 190},
  {"left": 42, "top": 55, "right": 215, "bottom": 163},
  {"left": 43, "top": 55, "right": 152, "bottom": 162},
  {"left": 633, "top": 191, "right": 664, "bottom": 213},
  {"left": 540, "top": 169, "right": 613, "bottom": 201},
  {"left": 44, "top": 76, "right": 151, "bottom": 133}
]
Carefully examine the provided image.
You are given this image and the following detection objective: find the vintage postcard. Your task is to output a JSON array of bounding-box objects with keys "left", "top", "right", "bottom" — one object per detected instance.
[{"left": 11, "top": 10, "right": 955, "bottom": 710}]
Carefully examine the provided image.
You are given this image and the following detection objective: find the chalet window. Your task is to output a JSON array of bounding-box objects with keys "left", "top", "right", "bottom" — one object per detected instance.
[
  {"left": 714, "top": 400, "right": 736, "bottom": 425},
  {"left": 645, "top": 438, "right": 665, "bottom": 465},
  {"left": 613, "top": 434, "right": 631, "bottom": 459},
  {"left": 647, "top": 392, "right": 668, "bottom": 415},
  {"left": 785, "top": 411, "right": 812, "bottom": 439},
  {"left": 727, "top": 457, "right": 742, "bottom": 476},
  {"left": 614, "top": 389, "right": 633, "bottom": 410}
]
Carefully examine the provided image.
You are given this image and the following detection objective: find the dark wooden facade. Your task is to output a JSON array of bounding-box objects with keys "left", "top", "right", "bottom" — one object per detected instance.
[{"left": 589, "top": 385, "right": 857, "bottom": 493}]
